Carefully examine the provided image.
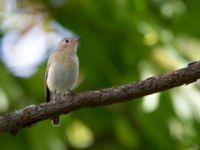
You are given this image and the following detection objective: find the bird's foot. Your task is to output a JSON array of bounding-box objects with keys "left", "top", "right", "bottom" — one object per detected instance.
[{"left": 67, "top": 89, "right": 76, "bottom": 96}]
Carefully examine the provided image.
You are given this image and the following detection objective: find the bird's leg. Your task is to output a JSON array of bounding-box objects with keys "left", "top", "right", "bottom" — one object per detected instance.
[
  {"left": 52, "top": 90, "right": 56, "bottom": 101},
  {"left": 61, "top": 93, "right": 64, "bottom": 98},
  {"left": 53, "top": 90, "right": 60, "bottom": 101}
]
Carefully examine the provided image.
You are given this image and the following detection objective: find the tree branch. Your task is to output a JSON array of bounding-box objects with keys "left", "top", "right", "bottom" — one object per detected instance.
[{"left": 0, "top": 61, "right": 200, "bottom": 135}]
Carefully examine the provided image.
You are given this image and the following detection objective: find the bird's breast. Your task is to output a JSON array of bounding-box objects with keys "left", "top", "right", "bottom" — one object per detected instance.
[{"left": 47, "top": 56, "right": 79, "bottom": 94}]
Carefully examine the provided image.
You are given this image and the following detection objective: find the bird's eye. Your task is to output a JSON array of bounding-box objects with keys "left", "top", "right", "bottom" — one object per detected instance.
[{"left": 64, "top": 39, "right": 69, "bottom": 43}]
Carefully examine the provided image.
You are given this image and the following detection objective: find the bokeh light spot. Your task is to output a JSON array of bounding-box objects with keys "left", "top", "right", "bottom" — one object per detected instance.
[{"left": 66, "top": 120, "right": 94, "bottom": 149}]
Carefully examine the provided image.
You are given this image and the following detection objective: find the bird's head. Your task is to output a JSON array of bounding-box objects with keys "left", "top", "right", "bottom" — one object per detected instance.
[{"left": 58, "top": 37, "right": 80, "bottom": 54}]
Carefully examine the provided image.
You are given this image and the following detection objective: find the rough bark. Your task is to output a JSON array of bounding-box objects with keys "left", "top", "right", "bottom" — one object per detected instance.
[{"left": 0, "top": 61, "right": 200, "bottom": 135}]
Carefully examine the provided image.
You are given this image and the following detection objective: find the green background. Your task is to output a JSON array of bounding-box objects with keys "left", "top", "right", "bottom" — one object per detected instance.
[{"left": 0, "top": 0, "right": 200, "bottom": 149}]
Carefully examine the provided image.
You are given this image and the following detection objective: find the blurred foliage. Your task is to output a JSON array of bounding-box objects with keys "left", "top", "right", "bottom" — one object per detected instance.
[{"left": 0, "top": 0, "right": 200, "bottom": 150}]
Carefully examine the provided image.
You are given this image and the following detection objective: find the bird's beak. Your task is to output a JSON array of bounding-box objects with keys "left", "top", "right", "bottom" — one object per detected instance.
[{"left": 75, "top": 37, "right": 81, "bottom": 42}]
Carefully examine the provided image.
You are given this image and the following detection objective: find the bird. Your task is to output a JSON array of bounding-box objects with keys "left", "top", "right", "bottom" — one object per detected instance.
[{"left": 45, "top": 37, "right": 80, "bottom": 126}]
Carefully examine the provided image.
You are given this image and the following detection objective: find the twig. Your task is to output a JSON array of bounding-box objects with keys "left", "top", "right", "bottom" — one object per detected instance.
[{"left": 0, "top": 61, "right": 200, "bottom": 135}]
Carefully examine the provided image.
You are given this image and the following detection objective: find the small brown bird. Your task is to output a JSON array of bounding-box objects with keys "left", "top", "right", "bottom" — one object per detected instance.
[{"left": 45, "top": 37, "right": 80, "bottom": 126}]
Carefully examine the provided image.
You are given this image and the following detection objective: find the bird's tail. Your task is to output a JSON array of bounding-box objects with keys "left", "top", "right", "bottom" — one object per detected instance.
[{"left": 51, "top": 116, "right": 60, "bottom": 127}]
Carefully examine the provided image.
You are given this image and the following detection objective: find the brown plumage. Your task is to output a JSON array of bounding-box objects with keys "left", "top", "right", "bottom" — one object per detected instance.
[{"left": 45, "top": 38, "right": 80, "bottom": 126}]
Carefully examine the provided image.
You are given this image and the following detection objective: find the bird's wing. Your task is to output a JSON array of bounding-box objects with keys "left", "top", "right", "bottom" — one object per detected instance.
[
  {"left": 45, "top": 65, "right": 51, "bottom": 102},
  {"left": 45, "top": 56, "right": 54, "bottom": 102}
]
